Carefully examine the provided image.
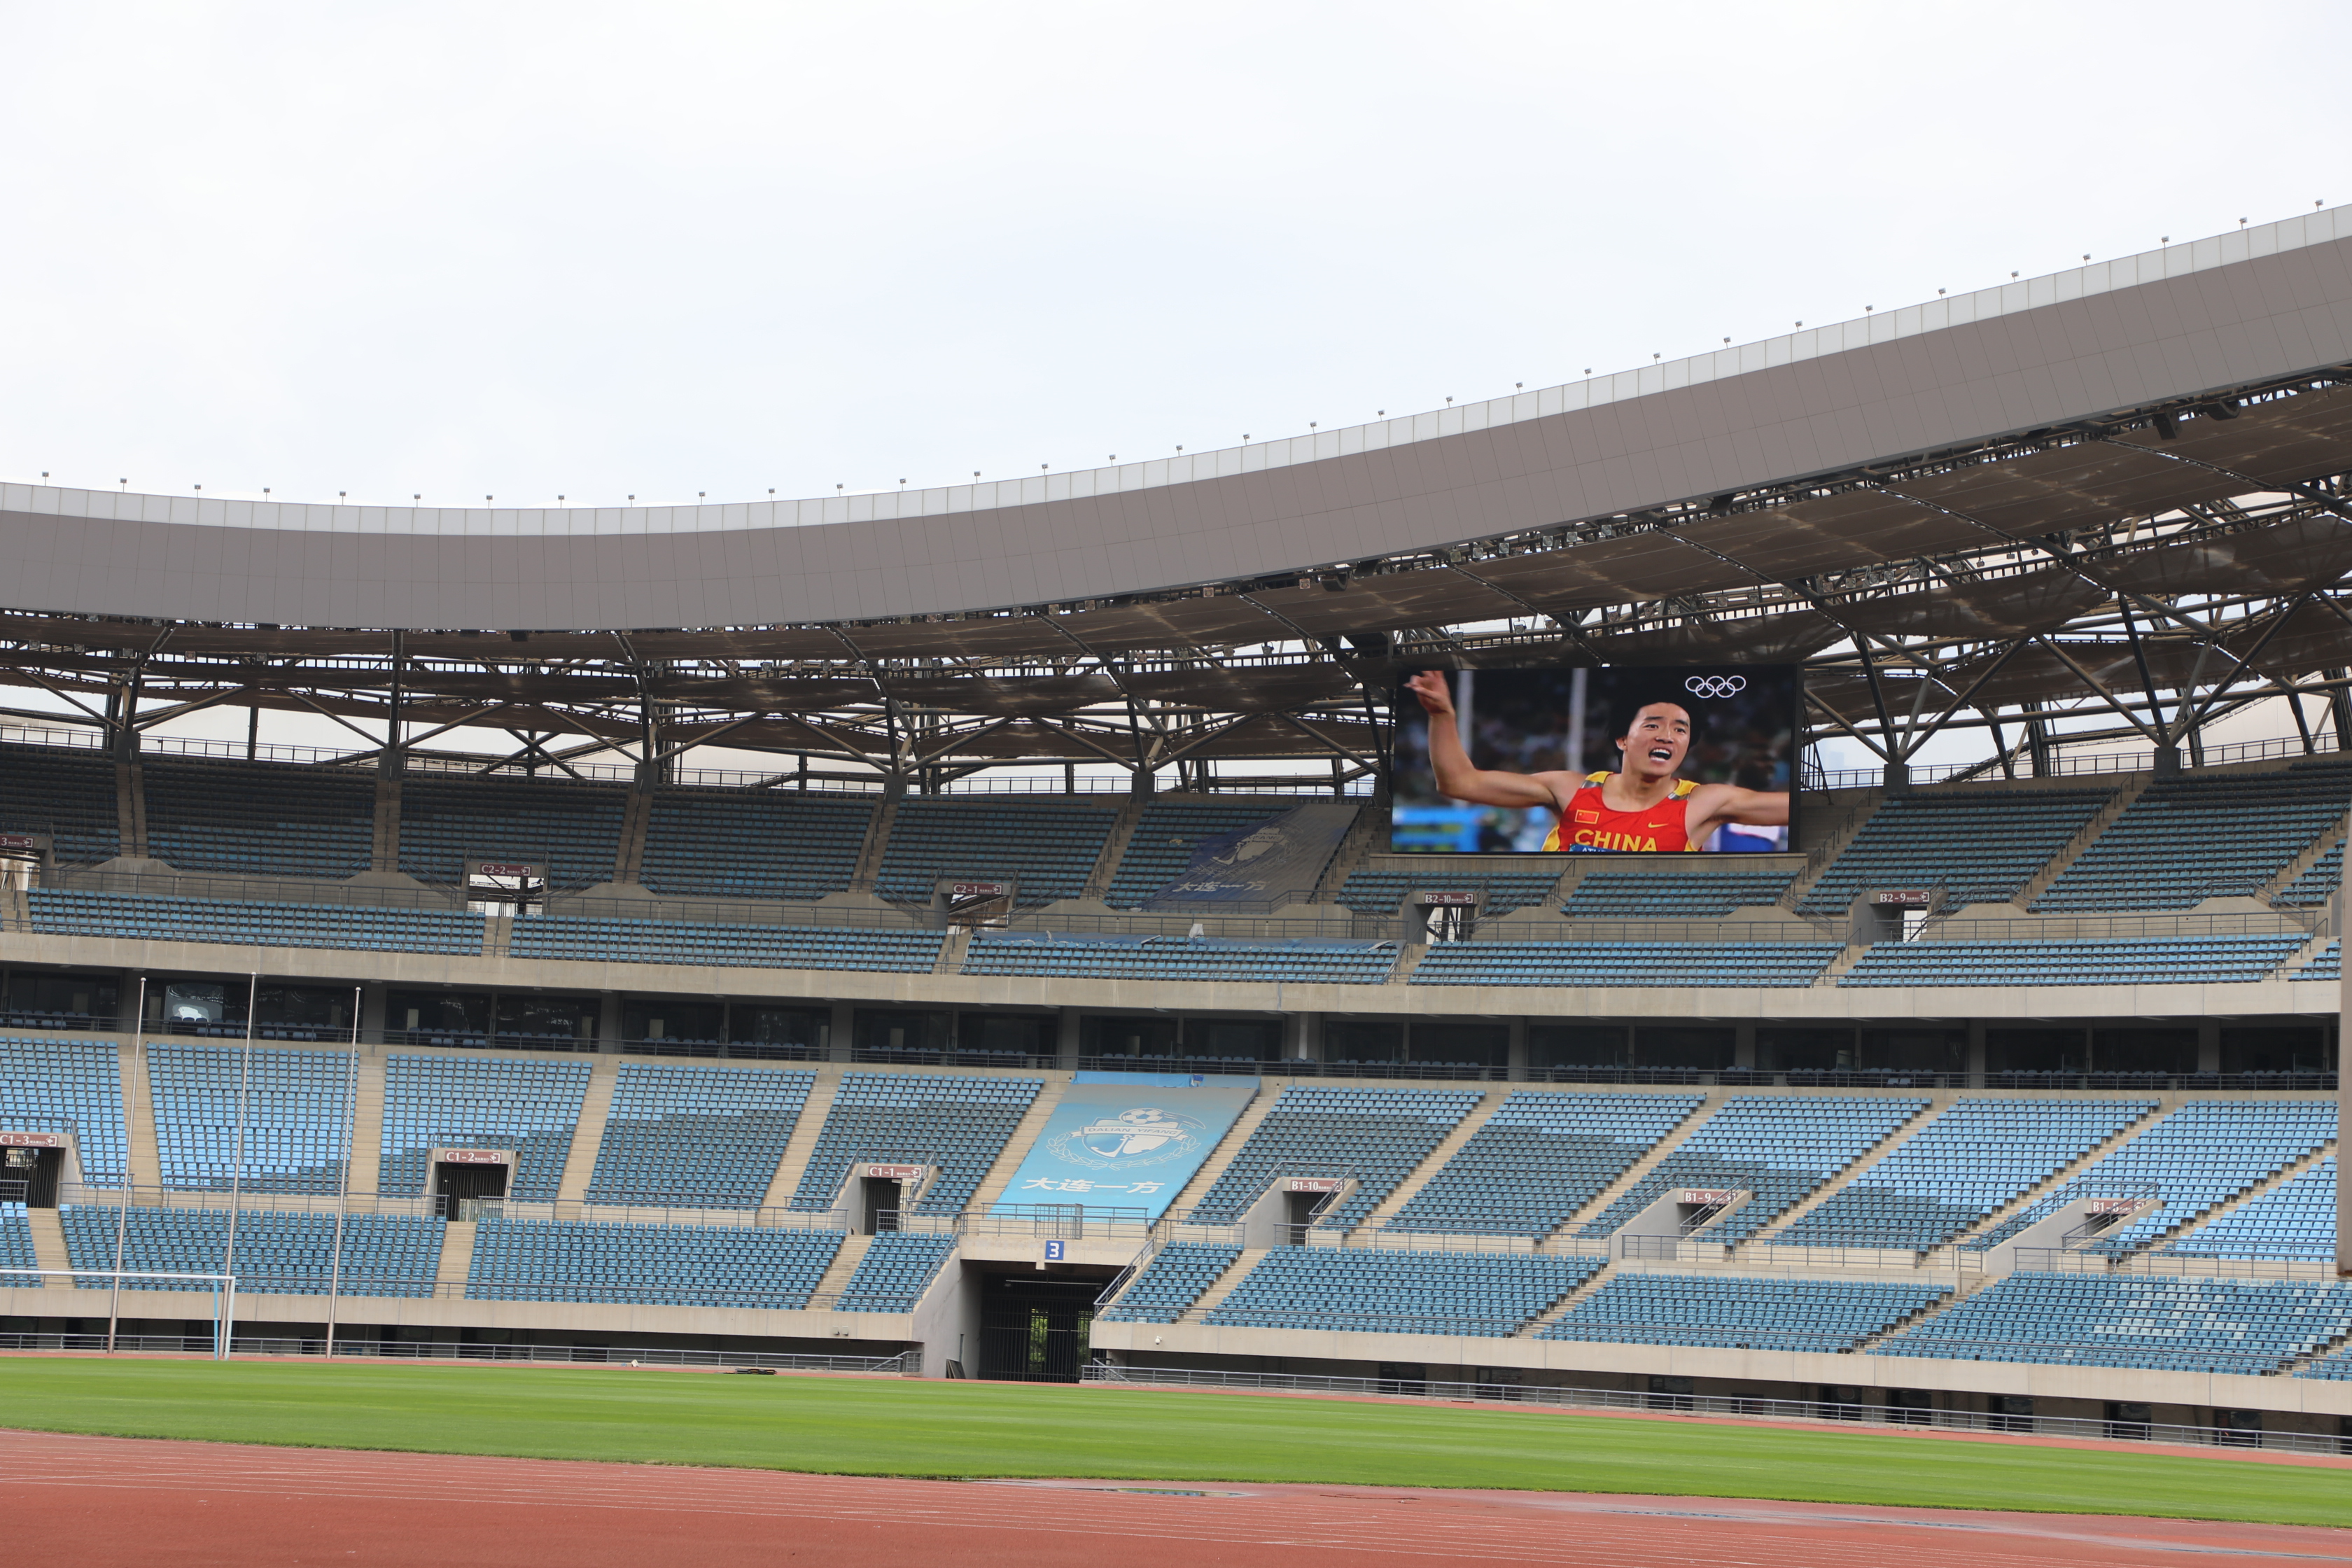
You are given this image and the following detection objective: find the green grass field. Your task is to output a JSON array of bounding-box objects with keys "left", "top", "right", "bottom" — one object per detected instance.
[{"left": 4, "top": 1357, "right": 2347, "bottom": 1527}]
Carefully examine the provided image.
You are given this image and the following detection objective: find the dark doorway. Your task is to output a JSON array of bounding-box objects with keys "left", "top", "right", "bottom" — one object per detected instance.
[
  {"left": 434, "top": 1160, "right": 509, "bottom": 1216},
  {"left": 861, "top": 1177, "right": 905, "bottom": 1233},
  {"left": 1, "top": 1145, "right": 62, "bottom": 1206},
  {"left": 979, "top": 1275, "right": 1100, "bottom": 1382}
]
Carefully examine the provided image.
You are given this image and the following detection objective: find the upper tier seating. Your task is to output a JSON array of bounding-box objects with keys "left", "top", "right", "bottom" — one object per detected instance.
[
  {"left": 583, "top": 1063, "right": 816, "bottom": 1208},
  {"left": 1336, "top": 869, "right": 1563, "bottom": 917},
  {"left": 1190, "top": 1086, "right": 1485, "bottom": 1228},
  {"left": 1539, "top": 1272, "right": 1948, "bottom": 1352},
  {"left": 1384, "top": 1093, "right": 1704, "bottom": 1236},
  {"left": 1872, "top": 1272, "right": 2352, "bottom": 1375},
  {"left": 835, "top": 1232, "right": 955, "bottom": 1312},
  {"left": 2033, "top": 762, "right": 2352, "bottom": 912},
  {"left": 377, "top": 1055, "right": 592, "bottom": 1199},
  {"left": 1107, "top": 801, "right": 1295, "bottom": 907},
  {"left": 29, "top": 889, "right": 485, "bottom": 956},
  {"left": 143, "top": 757, "right": 373, "bottom": 878},
  {"left": 464, "top": 1216, "right": 844, "bottom": 1308},
  {"left": 0, "top": 743, "right": 120, "bottom": 864},
  {"left": 509, "top": 916, "right": 942, "bottom": 973},
  {"left": 1798, "top": 789, "right": 2110, "bottom": 915},
  {"left": 0, "top": 1203, "right": 36, "bottom": 1287},
  {"left": 639, "top": 790, "right": 875, "bottom": 902},
  {"left": 2276, "top": 839, "right": 2344, "bottom": 908},
  {"left": 0, "top": 1037, "right": 128, "bottom": 1184},
  {"left": 1413, "top": 941, "right": 1840, "bottom": 988},
  {"left": 2167, "top": 1157, "right": 2337, "bottom": 1262},
  {"left": 1560, "top": 872, "right": 1795, "bottom": 919},
  {"left": 398, "top": 774, "right": 626, "bottom": 891},
  {"left": 1097, "top": 1242, "right": 1245, "bottom": 1322},
  {"left": 1589, "top": 1097, "right": 1926, "bottom": 1242},
  {"left": 1840, "top": 935, "right": 2306, "bottom": 987},
  {"left": 150, "top": 1044, "right": 356, "bottom": 1194},
  {"left": 1203, "top": 1246, "right": 1601, "bottom": 1336},
  {"left": 963, "top": 932, "right": 1396, "bottom": 984},
  {"left": 872, "top": 798, "right": 1117, "bottom": 907},
  {"left": 1772, "top": 1099, "right": 2155, "bottom": 1252},
  {"left": 787, "top": 1073, "right": 1045, "bottom": 1214},
  {"left": 1973, "top": 1100, "right": 2336, "bottom": 1254},
  {"left": 59, "top": 1205, "right": 442, "bottom": 1296},
  {"left": 2295, "top": 941, "right": 2342, "bottom": 982}
]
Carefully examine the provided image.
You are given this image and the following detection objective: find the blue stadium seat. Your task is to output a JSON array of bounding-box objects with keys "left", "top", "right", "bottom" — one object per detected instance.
[
  {"left": 964, "top": 932, "right": 1396, "bottom": 984},
  {"left": 787, "top": 1073, "right": 1044, "bottom": 1215},
  {"left": 1541, "top": 1272, "right": 1947, "bottom": 1352},
  {"left": 509, "top": 916, "right": 943, "bottom": 973},
  {"left": 1191, "top": 1086, "right": 1484, "bottom": 1228},
  {"left": 1413, "top": 941, "right": 1840, "bottom": 988},
  {"left": 1840, "top": 935, "right": 2305, "bottom": 987},
  {"left": 1098, "top": 1242, "right": 1244, "bottom": 1322},
  {"left": 1873, "top": 1271, "right": 2352, "bottom": 1375},
  {"left": 150, "top": 1044, "right": 358, "bottom": 1194},
  {"left": 584, "top": 1063, "right": 815, "bottom": 1208},
  {"left": 835, "top": 1232, "right": 956, "bottom": 1312},
  {"left": 464, "top": 1216, "right": 844, "bottom": 1308},
  {"left": 27, "top": 888, "right": 485, "bottom": 957},
  {"left": 378, "top": 1055, "right": 592, "bottom": 1199},
  {"left": 1204, "top": 1247, "right": 1600, "bottom": 1336},
  {"left": 1385, "top": 1093, "right": 1704, "bottom": 1236},
  {"left": 1590, "top": 1097, "right": 1926, "bottom": 1242}
]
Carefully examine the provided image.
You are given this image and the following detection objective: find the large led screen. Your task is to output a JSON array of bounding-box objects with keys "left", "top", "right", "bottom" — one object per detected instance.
[{"left": 1391, "top": 666, "right": 1798, "bottom": 854}]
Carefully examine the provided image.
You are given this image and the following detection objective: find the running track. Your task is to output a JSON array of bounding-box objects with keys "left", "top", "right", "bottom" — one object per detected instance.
[{"left": 4, "top": 1427, "right": 2348, "bottom": 1567}]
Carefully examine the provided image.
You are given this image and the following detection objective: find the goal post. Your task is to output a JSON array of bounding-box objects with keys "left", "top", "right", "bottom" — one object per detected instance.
[{"left": 2, "top": 1268, "right": 240, "bottom": 1359}]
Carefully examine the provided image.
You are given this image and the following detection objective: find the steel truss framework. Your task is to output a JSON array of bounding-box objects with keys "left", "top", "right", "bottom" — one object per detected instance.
[{"left": 4, "top": 370, "right": 2352, "bottom": 794}]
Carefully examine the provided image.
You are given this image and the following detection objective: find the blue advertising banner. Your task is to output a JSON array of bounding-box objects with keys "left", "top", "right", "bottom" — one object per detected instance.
[
  {"left": 1141, "top": 802, "right": 1359, "bottom": 906},
  {"left": 989, "top": 1082, "right": 1256, "bottom": 1217}
]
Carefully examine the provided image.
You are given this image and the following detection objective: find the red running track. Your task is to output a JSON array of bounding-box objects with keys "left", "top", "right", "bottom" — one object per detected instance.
[{"left": 2, "top": 1426, "right": 2345, "bottom": 1567}]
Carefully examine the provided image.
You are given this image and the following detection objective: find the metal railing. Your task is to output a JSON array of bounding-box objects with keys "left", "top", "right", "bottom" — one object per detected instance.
[
  {"left": 2015, "top": 1246, "right": 2338, "bottom": 1281},
  {"left": 4, "top": 1271, "right": 923, "bottom": 1312},
  {"left": 0, "top": 1330, "right": 918, "bottom": 1372},
  {"left": 1081, "top": 1364, "right": 2334, "bottom": 1451}
]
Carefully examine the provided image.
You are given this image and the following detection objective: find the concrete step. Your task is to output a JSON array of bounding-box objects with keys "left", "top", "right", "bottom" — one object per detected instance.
[
  {"left": 812, "top": 1232, "right": 874, "bottom": 1300},
  {"left": 348, "top": 1056, "right": 387, "bottom": 1198},
  {"left": 1513, "top": 1259, "right": 1618, "bottom": 1338},
  {"left": 762, "top": 1070, "right": 847, "bottom": 1210},
  {"left": 1181, "top": 1245, "right": 1271, "bottom": 1318},
  {"left": 23, "top": 1206, "right": 71, "bottom": 1288},
  {"left": 554, "top": 1056, "right": 622, "bottom": 1203},
  {"left": 965, "top": 1079, "right": 1070, "bottom": 1214},
  {"left": 1166, "top": 1085, "right": 1281, "bottom": 1212},
  {"left": 1360, "top": 1088, "right": 1511, "bottom": 1222},
  {"left": 120, "top": 1037, "right": 162, "bottom": 1189},
  {"left": 435, "top": 1219, "right": 475, "bottom": 1290},
  {"left": 2013, "top": 774, "right": 2153, "bottom": 909}
]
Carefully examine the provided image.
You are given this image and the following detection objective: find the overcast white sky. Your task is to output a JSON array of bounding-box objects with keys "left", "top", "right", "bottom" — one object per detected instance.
[{"left": 2, "top": 1, "right": 2346, "bottom": 771}]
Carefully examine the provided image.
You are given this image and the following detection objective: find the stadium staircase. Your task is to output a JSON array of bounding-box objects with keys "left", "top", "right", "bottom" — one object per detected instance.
[
  {"left": 1936, "top": 1100, "right": 2169, "bottom": 1250},
  {"left": 1776, "top": 791, "right": 1882, "bottom": 913},
  {"left": 965, "top": 1082, "right": 1070, "bottom": 1212},
  {"left": 1083, "top": 799, "right": 1149, "bottom": 899},
  {"left": 349, "top": 1056, "right": 388, "bottom": 1196},
  {"left": 760, "top": 1073, "right": 848, "bottom": 1210},
  {"left": 1356, "top": 1088, "right": 1512, "bottom": 1225},
  {"left": 1513, "top": 1261, "right": 1620, "bottom": 1338},
  {"left": 435, "top": 1219, "right": 475, "bottom": 1289},
  {"left": 850, "top": 800, "right": 898, "bottom": 892},
  {"left": 1308, "top": 806, "right": 1378, "bottom": 905},
  {"left": 482, "top": 913, "right": 513, "bottom": 960},
  {"left": 2008, "top": 777, "right": 2150, "bottom": 910},
  {"left": 122, "top": 1040, "right": 162, "bottom": 1189},
  {"left": 117, "top": 759, "right": 147, "bottom": 859},
  {"left": 22, "top": 1206, "right": 69, "bottom": 1288},
  {"left": 1845, "top": 1276, "right": 1984, "bottom": 1352},
  {"left": 1174, "top": 1245, "right": 1269, "bottom": 1320},
  {"left": 1385, "top": 946, "right": 1432, "bottom": 986},
  {"left": 2160, "top": 1140, "right": 2339, "bottom": 1250},
  {"left": 370, "top": 776, "right": 400, "bottom": 873},
  {"left": 2257, "top": 811, "right": 2351, "bottom": 903},
  {"left": 612, "top": 790, "right": 654, "bottom": 886},
  {"left": 934, "top": 927, "right": 972, "bottom": 976},
  {"left": 1749, "top": 1098, "right": 1955, "bottom": 1242},
  {"left": 1550, "top": 1091, "right": 1730, "bottom": 1235},
  {"left": 0, "top": 878, "right": 28, "bottom": 929},
  {"left": 1164, "top": 1089, "right": 1280, "bottom": 1213},
  {"left": 554, "top": 1058, "right": 622, "bottom": 1202},
  {"left": 812, "top": 1232, "right": 876, "bottom": 1299}
]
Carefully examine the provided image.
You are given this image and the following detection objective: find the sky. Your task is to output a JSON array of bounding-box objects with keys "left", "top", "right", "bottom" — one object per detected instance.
[{"left": 1, "top": 1, "right": 2345, "bottom": 769}]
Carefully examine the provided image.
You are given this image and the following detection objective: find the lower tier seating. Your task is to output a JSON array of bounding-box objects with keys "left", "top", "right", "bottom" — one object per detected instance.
[
  {"left": 0, "top": 1203, "right": 41, "bottom": 1285},
  {"left": 1098, "top": 1242, "right": 1244, "bottom": 1322},
  {"left": 464, "top": 1217, "right": 845, "bottom": 1308},
  {"left": 29, "top": 889, "right": 484, "bottom": 956},
  {"left": 1385, "top": 1093, "right": 1704, "bottom": 1236},
  {"left": 1412, "top": 942, "right": 1841, "bottom": 988},
  {"left": 0, "top": 1036, "right": 130, "bottom": 1184},
  {"left": 1872, "top": 1272, "right": 2352, "bottom": 1374},
  {"left": 1538, "top": 1272, "right": 1949, "bottom": 1352},
  {"left": 2295, "top": 941, "right": 2342, "bottom": 981},
  {"left": 1189, "top": 1086, "right": 1485, "bottom": 1228},
  {"left": 787, "top": 1073, "right": 1045, "bottom": 1215},
  {"left": 1203, "top": 1247, "right": 1602, "bottom": 1336},
  {"left": 584, "top": 1064, "right": 816, "bottom": 1209},
  {"left": 1590, "top": 1097, "right": 1926, "bottom": 1242},
  {"left": 2165, "top": 1158, "right": 2337, "bottom": 1261},
  {"left": 57, "top": 1205, "right": 442, "bottom": 1296},
  {"left": 835, "top": 1233, "right": 956, "bottom": 1312},
  {"left": 1840, "top": 936, "right": 2306, "bottom": 986},
  {"left": 964, "top": 933, "right": 1396, "bottom": 983},
  {"left": 510, "top": 916, "right": 943, "bottom": 973}
]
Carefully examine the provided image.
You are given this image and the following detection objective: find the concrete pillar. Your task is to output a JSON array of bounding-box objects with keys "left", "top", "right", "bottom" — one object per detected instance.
[
  {"left": 359, "top": 983, "right": 389, "bottom": 1044},
  {"left": 1506, "top": 1016, "right": 1527, "bottom": 1082},
  {"left": 596, "top": 993, "right": 624, "bottom": 1054},
  {"left": 828, "top": 1001, "right": 856, "bottom": 1063},
  {"left": 1732, "top": 1021, "right": 1756, "bottom": 1072},
  {"left": 1056, "top": 1007, "right": 1082, "bottom": 1069},
  {"left": 1966, "top": 1019, "right": 1988, "bottom": 1088},
  {"left": 116, "top": 968, "right": 146, "bottom": 1033},
  {"left": 2197, "top": 1019, "right": 2222, "bottom": 1076}
]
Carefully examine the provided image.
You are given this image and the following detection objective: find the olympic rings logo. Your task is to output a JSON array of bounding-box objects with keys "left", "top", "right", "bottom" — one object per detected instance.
[{"left": 1684, "top": 676, "right": 1746, "bottom": 699}]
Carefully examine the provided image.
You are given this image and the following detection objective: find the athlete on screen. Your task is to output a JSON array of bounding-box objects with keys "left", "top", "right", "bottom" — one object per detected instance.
[{"left": 1404, "top": 671, "right": 1789, "bottom": 853}]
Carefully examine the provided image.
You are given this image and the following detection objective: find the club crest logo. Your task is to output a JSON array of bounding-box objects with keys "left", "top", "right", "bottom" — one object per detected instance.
[{"left": 1049, "top": 1106, "right": 1207, "bottom": 1170}]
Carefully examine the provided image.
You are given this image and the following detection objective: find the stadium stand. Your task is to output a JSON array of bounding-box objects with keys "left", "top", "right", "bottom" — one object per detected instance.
[
  {"left": 1383, "top": 1093, "right": 1704, "bottom": 1236},
  {"left": 397, "top": 774, "right": 626, "bottom": 890},
  {"left": 1872, "top": 1272, "right": 2352, "bottom": 1375},
  {"left": 1189, "top": 1086, "right": 1485, "bottom": 1228},
  {"left": 872, "top": 798, "right": 1117, "bottom": 907},
  {"left": 2033, "top": 762, "right": 2352, "bottom": 912},
  {"left": 143, "top": 758, "right": 374, "bottom": 879},
  {"left": 1797, "top": 789, "right": 2110, "bottom": 916},
  {"left": 0, "top": 742, "right": 120, "bottom": 864},
  {"left": 1560, "top": 872, "right": 1795, "bottom": 919},
  {"left": 583, "top": 1063, "right": 816, "bottom": 1208},
  {"left": 1412, "top": 941, "right": 1840, "bottom": 988},
  {"left": 787, "top": 1073, "right": 1045, "bottom": 1214},
  {"left": 1840, "top": 934, "right": 2306, "bottom": 987},
  {"left": 508, "top": 915, "right": 942, "bottom": 972},
  {"left": 2166, "top": 1157, "right": 2337, "bottom": 1261},
  {"left": 2295, "top": 940, "right": 2342, "bottom": 981},
  {"left": 148, "top": 1044, "right": 355, "bottom": 1194},
  {"left": 835, "top": 1232, "right": 956, "bottom": 1312},
  {"left": 377, "top": 1055, "right": 592, "bottom": 1200},
  {"left": 1972, "top": 1100, "right": 2336, "bottom": 1254},
  {"left": 963, "top": 932, "right": 1396, "bottom": 983},
  {"left": 1097, "top": 1242, "right": 1245, "bottom": 1322},
  {"left": 2276, "top": 839, "right": 2344, "bottom": 908},
  {"left": 1588, "top": 1097, "right": 1926, "bottom": 1242},
  {"left": 1203, "top": 1247, "right": 1601, "bottom": 1336},
  {"left": 59, "top": 1206, "right": 442, "bottom": 1295},
  {"left": 463, "top": 1216, "right": 844, "bottom": 1308},
  {"left": 28, "top": 888, "right": 485, "bottom": 956},
  {"left": 1539, "top": 1272, "right": 1948, "bottom": 1352},
  {"left": 0, "top": 1201, "right": 36, "bottom": 1287},
  {"left": 1105, "top": 801, "right": 1294, "bottom": 907},
  {"left": 1336, "top": 869, "right": 1563, "bottom": 917},
  {"left": 0, "top": 1036, "right": 128, "bottom": 1182},
  {"left": 638, "top": 790, "right": 875, "bottom": 902},
  {"left": 1772, "top": 1099, "right": 2153, "bottom": 1251}
]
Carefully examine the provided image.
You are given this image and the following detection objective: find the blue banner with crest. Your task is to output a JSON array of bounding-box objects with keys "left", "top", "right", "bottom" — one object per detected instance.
[{"left": 988, "top": 1081, "right": 1256, "bottom": 1217}]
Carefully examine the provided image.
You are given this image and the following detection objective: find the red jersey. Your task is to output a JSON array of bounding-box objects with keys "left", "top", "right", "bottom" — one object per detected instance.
[{"left": 1546, "top": 771, "right": 1701, "bottom": 853}]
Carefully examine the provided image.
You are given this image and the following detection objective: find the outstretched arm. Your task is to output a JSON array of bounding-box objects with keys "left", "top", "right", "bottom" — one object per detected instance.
[
  {"left": 1685, "top": 783, "right": 1791, "bottom": 841},
  {"left": 1403, "top": 671, "right": 1558, "bottom": 810}
]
